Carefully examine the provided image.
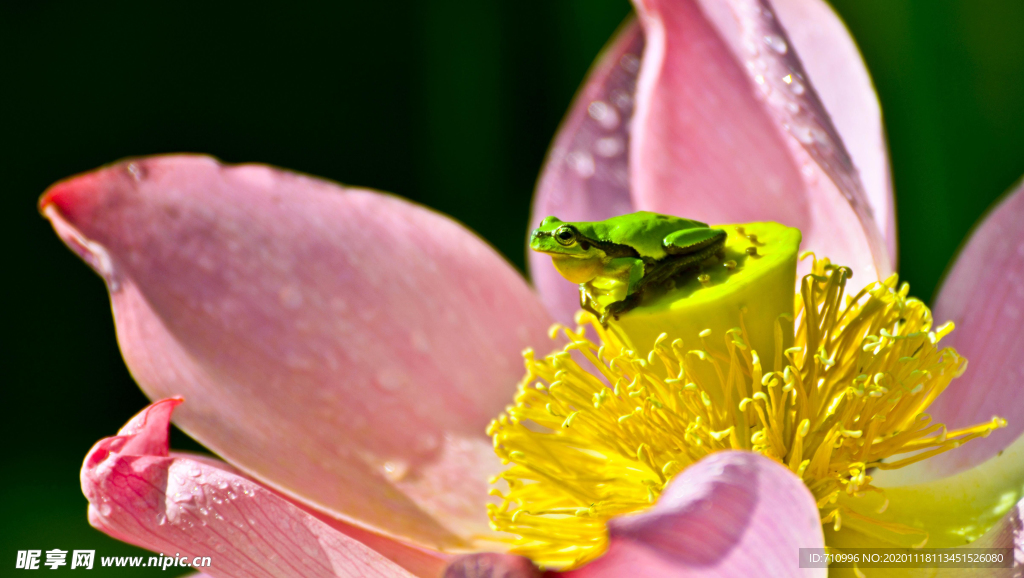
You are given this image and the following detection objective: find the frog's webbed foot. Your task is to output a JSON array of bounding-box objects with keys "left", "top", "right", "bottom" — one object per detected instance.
[{"left": 602, "top": 292, "right": 643, "bottom": 326}]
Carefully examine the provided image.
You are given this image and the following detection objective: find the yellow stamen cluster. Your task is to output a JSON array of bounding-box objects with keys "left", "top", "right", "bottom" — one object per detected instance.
[{"left": 486, "top": 258, "right": 1005, "bottom": 570}]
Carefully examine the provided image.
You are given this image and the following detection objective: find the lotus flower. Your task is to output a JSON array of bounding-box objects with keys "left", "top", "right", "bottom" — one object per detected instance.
[{"left": 41, "top": 0, "right": 1023, "bottom": 576}]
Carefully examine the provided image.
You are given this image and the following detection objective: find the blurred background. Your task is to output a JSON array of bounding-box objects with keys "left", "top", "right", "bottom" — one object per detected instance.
[{"left": 2, "top": 0, "right": 1022, "bottom": 574}]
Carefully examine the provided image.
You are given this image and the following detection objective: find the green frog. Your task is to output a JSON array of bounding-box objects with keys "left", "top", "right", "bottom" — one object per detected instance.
[{"left": 530, "top": 211, "right": 727, "bottom": 324}]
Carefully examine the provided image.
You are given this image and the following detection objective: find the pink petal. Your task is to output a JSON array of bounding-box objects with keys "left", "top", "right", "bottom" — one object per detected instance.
[
  {"left": 769, "top": 0, "right": 895, "bottom": 261},
  {"left": 82, "top": 399, "right": 417, "bottom": 578},
  {"left": 529, "top": 20, "right": 643, "bottom": 324},
  {"left": 629, "top": 0, "right": 890, "bottom": 281},
  {"left": 911, "top": 180, "right": 1024, "bottom": 478},
  {"left": 562, "top": 451, "right": 826, "bottom": 578},
  {"left": 42, "top": 155, "right": 554, "bottom": 548},
  {"left": 441, "top": 553, "right": 541, "bottom": 578}
]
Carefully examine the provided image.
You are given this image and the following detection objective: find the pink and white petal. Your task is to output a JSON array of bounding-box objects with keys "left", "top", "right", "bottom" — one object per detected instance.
[
  {"left": 43, "top": 155, "right": 554, "bottom": 549},
  {"left": 529, "top": 20, "right": 643, "bottom": 324},
  {"left": 912, "top": 180, "right": 1024, "bottom": 479},
  {"left": 562, "top": 451, "right": 826, "bottom": 578},
  {"left": 770, "top": 0, "right": 895, "bottom": 261},
  {"left": 82, "top": 400, "right": 417, "bottom": 578},
  {"left": 629, "top": 0, "right": 890, "bottom": 281}
]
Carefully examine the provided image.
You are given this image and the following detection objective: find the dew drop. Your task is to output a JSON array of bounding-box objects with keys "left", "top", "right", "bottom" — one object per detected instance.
[
  {"left": 588, "top": 100, "right": 620, "bottom": 130},
  {"left": 375, "top": 368, "right": 405, "bottom": 392},
  {"left": 155, "top": 513, "right": 167, "bottom": 526},
  {"left": 620, "top": 53, "right": 640, "bottom": 74},
  {"left": 610, "top": 89, "right": 632, "bottom": 111},
  {"left": 566, "top": 151, "right": 595, "bottom": 179},
  {"left": 98, "top": 503, "right": 112, "bottom": 516},
  {"left": 788, "top": 124, "right": 815, "bottom": 145},
  {"left": 594, "top": 136, "right": 623, "bottom": 158},
  {"left": 382, "top": 460, "right": 410, "bottom": 482},
  {"left": 763, "top": 34, "right": 788, "bottom": 54},
  {"left": 126, "top": 162, "right": 144, "bottom": 181}
]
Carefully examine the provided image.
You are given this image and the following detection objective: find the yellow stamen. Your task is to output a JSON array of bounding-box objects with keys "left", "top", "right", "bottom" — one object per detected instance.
[{"left": 489, "top": 233, "right": 1004, "bottom": 570}]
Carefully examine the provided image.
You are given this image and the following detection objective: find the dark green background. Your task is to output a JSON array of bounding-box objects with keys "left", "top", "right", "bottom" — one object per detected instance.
[{"left": 2, "top": 1, "right": 1022, "bottom": 575}]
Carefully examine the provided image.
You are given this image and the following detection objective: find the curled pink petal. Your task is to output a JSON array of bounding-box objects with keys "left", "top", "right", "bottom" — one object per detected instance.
[
  {"left": 630, "top": 0, "right": 890, "bottom": 281},
  {"left": 441, "top": 553, "right": 541, "bottom": 578},
  {"left": 915, "top": 180, "right": 1024, "bottom": 478},
  {"left": 43, "top": 155, "right": 554, "bottom": 548},
  {"left": 562, "top": 451, "right": 826, "bottom": 578},
  {"left": 82, "top": 400, "right": 417, "bottom": 578},
  {"left": 769, "top": 0, "right": 895, "bottom": 261},
  {"left": 529, "top": 21, "right": 643, "bottom": 324}
]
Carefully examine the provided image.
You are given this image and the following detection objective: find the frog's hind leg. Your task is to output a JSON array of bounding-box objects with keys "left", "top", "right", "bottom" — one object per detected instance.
[{"left": 645, "top": 239, "right": 727, "bottom": 287}]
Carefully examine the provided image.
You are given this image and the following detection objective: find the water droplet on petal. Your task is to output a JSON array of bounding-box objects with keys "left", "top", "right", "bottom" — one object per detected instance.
[
  {"left": 587, "top": 100, "right": 620, "bottom": 130},
  {"left": 619, "top": 53, "right": 640, "bottom": 74},
  {"left": 594, "top": 137, "right": 623, "bottom": 158},
  {"left": 763, "top": 34, "right": 788, "bottom": 54},
  {"left": 610, "top": 89, "right": 632, "bottom": 111},
  {"left": 382, "top": 460, "right": 409, "bottom": 482},
  {"left": 126, "top": 163, "right": 144, "bottom": 181},
  {"left": 566, "top": 151, "right": 595, "bottom": 179},
  {"left": 98, "top": 503, "right": 112, "bottom": 516}
]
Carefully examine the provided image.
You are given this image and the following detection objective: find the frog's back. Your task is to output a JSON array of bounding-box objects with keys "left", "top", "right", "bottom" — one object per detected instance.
[{"left": 578, "top": 212, "right": 707, "bottom": 259}]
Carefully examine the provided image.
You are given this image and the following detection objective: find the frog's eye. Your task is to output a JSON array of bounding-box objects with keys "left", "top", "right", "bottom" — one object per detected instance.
[{"left": 554, "top": 226, "right": 577, "bottom": 246}]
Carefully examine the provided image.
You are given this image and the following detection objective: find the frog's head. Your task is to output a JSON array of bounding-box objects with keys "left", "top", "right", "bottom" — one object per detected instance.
[
  {"left": 530, "top": 216, "right": 592, "bottom": 257},
  {"left": 530, "top": 216, "right": 607, "bottom": 284}
]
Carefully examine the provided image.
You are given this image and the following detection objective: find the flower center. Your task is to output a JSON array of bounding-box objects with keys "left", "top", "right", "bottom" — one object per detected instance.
[{"left": 488, "top": 224, "right": 1005, "bottom": 570}]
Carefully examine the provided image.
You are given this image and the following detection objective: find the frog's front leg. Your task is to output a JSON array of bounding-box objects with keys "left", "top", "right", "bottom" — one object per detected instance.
[
  {"left": 600, "top": 257, "right": 645, "bottom": 324},
  {"left": 579, "top": 285, "right": 603, "bottom": 320}
]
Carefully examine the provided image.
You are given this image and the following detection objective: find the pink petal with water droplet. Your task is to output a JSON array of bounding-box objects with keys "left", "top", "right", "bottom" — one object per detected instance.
[
  {"left": 769, "top": 0, "right": 895, "bottom": 263},
  {"left": 562, "top": 451, "right": 825, "bottom": 578},
  {"left": 42, "top": 155, "right": 554, "bottom": 548},
  {"left": 82, "top": 399, "right": 421, "bottom": 578},
  {"left": 529, "top": 21, "right": 644, "bottom": 324},
  {"left": 914, "top": 180, "right": 1024, "bottom": 478},
  {"left": 629, "top": 0, "right": 889, "bottom": 281}
]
